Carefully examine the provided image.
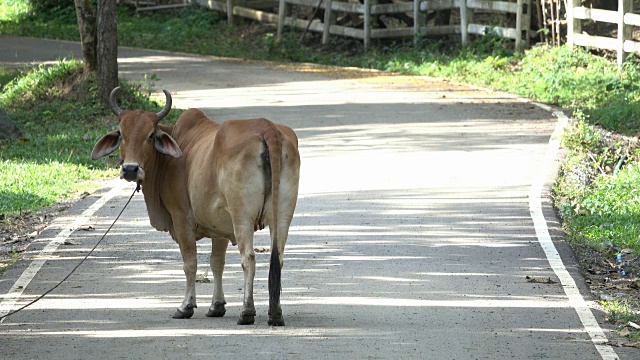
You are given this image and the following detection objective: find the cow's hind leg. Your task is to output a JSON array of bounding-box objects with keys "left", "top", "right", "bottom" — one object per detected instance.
[
  {"left": 234, "top": 223, "right": 256, "bottom": 325},
  {"left": 206, "top": 238, "right": 229, "bottom": 317},
  {"left": 172, "top": 226, "right": 198, "bottom": 319}
]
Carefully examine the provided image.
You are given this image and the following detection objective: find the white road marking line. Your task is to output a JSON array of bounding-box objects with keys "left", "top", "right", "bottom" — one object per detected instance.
[
  {"left": 529, "top": 107, "right": 619, "bottom": 360},
  {"left": 0, "top": 180, "right": 128, "bottom": 324}
]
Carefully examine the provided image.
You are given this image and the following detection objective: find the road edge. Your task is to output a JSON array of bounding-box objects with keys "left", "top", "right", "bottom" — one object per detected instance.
[
  {"left": 0, "top": 179, "right": 128, "bottom": 323},
  {"left": 528, "top": 104, "right": 619, "bottom": 359}
]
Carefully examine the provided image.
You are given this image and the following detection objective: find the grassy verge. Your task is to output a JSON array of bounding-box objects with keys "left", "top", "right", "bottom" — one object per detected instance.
[
  {"left": 555, "top": 117, "right": 640, "bottom": 249},
  {"left": 0, "top": 60, "right": 180, "bottom": 216}
]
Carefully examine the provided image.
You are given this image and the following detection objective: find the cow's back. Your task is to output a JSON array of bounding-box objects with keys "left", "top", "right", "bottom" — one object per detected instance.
[{"left": 171, "top": 111, "right": 290, "bottom": 240}]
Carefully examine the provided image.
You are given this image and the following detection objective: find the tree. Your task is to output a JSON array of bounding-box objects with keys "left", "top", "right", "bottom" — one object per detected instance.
[
  {"left": 74, "top": 0, "right": 97, "bottom": 73},
  {"left": 96, "top": 0, "right": 119, "bottom": 107},
  {"left": 74, "top": 0, "right": 118, "bottom": 107}
]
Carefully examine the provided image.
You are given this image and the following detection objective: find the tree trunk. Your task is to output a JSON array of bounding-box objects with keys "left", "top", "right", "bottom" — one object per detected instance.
[
  {"left": 97, "top": 0, "right": 118, "bottom": 108},
  {"left": 74, "top": 0, "right": 97, "bottom": 73}
]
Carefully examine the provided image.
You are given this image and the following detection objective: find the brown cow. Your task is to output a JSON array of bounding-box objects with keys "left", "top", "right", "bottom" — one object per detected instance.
[{"left": 92, "top": 87, "right": 300, "bottom": 326}]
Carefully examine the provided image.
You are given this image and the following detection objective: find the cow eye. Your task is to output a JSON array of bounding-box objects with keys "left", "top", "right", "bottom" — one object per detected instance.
[{"left": 148, "top": 133, "right": 154, "bottom": 141}]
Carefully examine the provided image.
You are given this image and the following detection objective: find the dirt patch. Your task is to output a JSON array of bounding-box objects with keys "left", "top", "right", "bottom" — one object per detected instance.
[
  {"left": 267, "top": 62, "right": 384, "bottom": 79},
  {"left": 572, "top": 242, "right": 640, "bottom": 304},
  {"left": 0, "top": 191, "right": 91, "bottom": 275}
]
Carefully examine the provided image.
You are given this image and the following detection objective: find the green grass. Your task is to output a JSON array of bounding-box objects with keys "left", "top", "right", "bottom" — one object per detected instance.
[
  {"left": 0, "top": 0, "right": 28, "bottom": 21},
  {"left": 0, "top": 1, "right": 78, "bottom": 39},
  {"left": 563, "top": 164, "right": 640, "bottom": 249},
  {"left": 0, "top": 160, "right": 99, "bottom": 214},
  {"left": 0, "top": 59, "right": 180, "bottom": 216},
  {"left": 601, "top": 300, "right": 640, "bottom": 340},
  {"left": 0, "top": 60, "right": 109, "bottom": 215},
  {"left": 553, "top": 112, "right": 640, "bottom": 252},
  {"left": 0, "top": 3, "right": 639, "bottom": 255},
  {"left": 0, "top": 67, "right": 22, "bottom": 87}
]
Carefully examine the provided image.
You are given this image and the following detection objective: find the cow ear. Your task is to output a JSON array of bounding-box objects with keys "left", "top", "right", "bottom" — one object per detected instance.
[
  {"left": 91, "top": 130, "right": 121, "bottom": 160},
  {"left": 154, "top": 130, "right": 182, "bottom": 158}
]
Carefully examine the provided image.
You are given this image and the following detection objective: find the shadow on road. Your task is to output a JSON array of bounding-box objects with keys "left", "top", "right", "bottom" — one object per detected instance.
[{"left": 0, "top": 186, "right": 600, "bottom": 359}]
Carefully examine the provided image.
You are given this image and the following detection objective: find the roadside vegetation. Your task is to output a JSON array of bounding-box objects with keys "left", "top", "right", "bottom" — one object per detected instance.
[
  {"left": 0, "top": 60, "right": 180, "bottom": 216},
  {"left": 1, "top": 0, "right": 639, "bottom": 329}
]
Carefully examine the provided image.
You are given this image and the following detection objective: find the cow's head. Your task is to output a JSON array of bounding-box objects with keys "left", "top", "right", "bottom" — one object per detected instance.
[{"left": 91, "top": 87, "right": 182, "bottom": 183}]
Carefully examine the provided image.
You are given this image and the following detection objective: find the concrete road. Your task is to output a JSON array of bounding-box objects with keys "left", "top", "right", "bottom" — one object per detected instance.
[{"left": 0, "top": 36, "right": 635, "bottom": 359}]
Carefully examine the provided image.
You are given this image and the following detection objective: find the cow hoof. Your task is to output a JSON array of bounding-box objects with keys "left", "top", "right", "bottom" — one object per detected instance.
[
  {"left": 237, "top": 308, "right": 256, "bottom": 325},
  {"left": 206, "top": 301, "right": 226, "bottom": 318},
  {"left": 172, "top": 307, "right": 194, "bottom": 319},
  {"left": 237, "top": 315, "right": 255, "bottom": 325},
  {"left": 268, "top": 315, "right": 285, "bottom": 326}
]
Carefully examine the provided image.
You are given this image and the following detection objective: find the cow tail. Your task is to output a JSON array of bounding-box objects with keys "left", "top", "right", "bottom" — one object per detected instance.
[{"left": 264, "top": 123, "right": 282, "bottom": 318}]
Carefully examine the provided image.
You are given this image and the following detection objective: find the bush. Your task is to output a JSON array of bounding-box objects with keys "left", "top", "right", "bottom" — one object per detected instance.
[{"left": 28, "top": 0, "right": 73, "bottom": 14}]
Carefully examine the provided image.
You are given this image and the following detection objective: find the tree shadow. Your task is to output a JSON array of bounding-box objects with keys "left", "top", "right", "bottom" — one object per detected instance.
[{"left": 0, "top": 185, "right": 610, "bottom": 359}]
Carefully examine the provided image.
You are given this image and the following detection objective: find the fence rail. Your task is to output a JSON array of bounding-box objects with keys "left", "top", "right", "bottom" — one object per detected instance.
[
  {"left": 124, "top": 0, "right": 191, "bottom": 11},
  {"left": 567, "top": 0, "right": 637, "bottom": 66},
  {"left": 189, "top": 0, "right": 532, "bottom": 49}
]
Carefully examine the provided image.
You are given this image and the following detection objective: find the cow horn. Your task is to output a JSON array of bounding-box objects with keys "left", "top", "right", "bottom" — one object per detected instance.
[
  {"left": 156, "top": 90, "right": 172, "bottom": 121},
  {"left": 109, "top": 86, "right": 123, "bottom": 116}
]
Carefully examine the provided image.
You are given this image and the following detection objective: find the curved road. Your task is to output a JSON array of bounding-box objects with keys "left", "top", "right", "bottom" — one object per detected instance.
[{"left": 0, "top": 36, "right": 635, "bottom": 359}]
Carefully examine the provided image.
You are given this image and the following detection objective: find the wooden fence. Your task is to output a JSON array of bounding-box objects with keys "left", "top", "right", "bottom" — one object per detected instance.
[
  {"left": 567, "top": 0, "right": 639, "bottom": 66},
  {"left": 189, "top": 0, "right": 533, "bottom": 49},
  {"left": 414, "top": 0, "right": 531, "bottom": 49},
  {"left": 277, "top": 0, "right": 532, "bottom": 49},
  {"left": 124, "top": 0, "right": 191, "bottom": 12}
]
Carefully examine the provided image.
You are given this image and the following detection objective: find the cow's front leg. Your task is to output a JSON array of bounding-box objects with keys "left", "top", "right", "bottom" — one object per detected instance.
[
  {"left": 206, "top": 238, "right": 229, "bottom": 318},
  {"left": 236, "top": 225, "right": 256, "bottom": 325},
  {"left": 173, "top": 228, "right": 198, "bottom": 319}
]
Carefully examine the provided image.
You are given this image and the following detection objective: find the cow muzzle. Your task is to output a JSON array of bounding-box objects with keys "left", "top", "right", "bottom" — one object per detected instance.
[{"left": 121, "top": 163, "right": 145, "bottom": 182}]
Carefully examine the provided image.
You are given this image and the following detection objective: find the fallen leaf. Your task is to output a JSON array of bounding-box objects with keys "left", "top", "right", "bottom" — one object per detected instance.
[
  {"left": 27, "top": 231, "right": 38, "bottom": 239},
  {"left": 526, "top": 276, "right": 557, "bottom": 284},
  {"left": 618, "top": 328, "right": 631, "bottom": 337},
  {"left": 622, "top": 342, "right": 640, "bottom": 349},
  {"left": 604, "top": 282, "right": 637, "bottom": 290},
  {"left": 79, "top": 225, "right": 95, "bottom": 231},
  {"left": 17, "top": 137, "right": 29, "bottom": 143},
  {"left": 63, "top": 239, "right": 79, "bottom": 246},
  {"left": 195, "top": 274, "right": 210, "bottom": 283},
  {"left": 620, "top": 248, "right": 635, "bottom": 255},
  {"left": 82, "top": 133, "right": 90, "bottom": 140}
]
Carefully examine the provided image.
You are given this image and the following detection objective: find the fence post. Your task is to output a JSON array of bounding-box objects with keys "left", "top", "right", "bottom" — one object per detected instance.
[
  {"left": 277, "top": 0, "right": 291, "bottom": 42},
  {"left": 226, "top": 0, "right": 236, "bottom": 26},
  {"left": 323, "top": 0, "right": 334, "bottom": 45},
  {"left": 515, "top": 0, "right": 531, "bottom": 51},
  {"left": 364, "top": 0, "right": 372, "bottom": 49},
  {"left": 459, "top": 0, "right": 471, "bottom": 45},
  {"left": 618, "top": 0, "right": 632, "bottom": 66},
  {"left": 566, "top": 0, "right": 581, "bottom": 47},
  {"left": 413, "top": 0, "right": 425, "bottom": 45}
]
